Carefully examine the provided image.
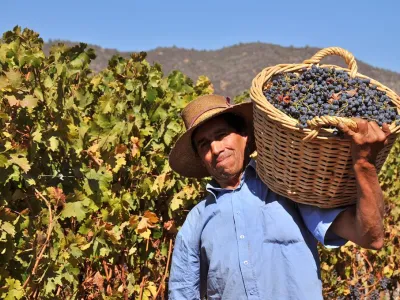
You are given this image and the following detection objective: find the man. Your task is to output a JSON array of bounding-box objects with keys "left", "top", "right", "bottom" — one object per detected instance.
[{"left": 168, "top": 94, "right": 389, "bottom": 299}]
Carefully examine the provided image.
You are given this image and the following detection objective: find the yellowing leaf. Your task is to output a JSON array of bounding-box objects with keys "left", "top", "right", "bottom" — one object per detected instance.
[
  {"left": 32, "top": 129, "right": 42, "bottom": 143},
  {"left": 3, "top": 278, "right": 24, "bottom": 300},
  {"left": 0, "top": 75, "right": 9, "bottom": 90},
  {"left": 0, "top": 154, "right": 8, "bottom": 167},
  {"left": 26, "top": 178, "right": 36, "bottom": 186},
  {"left": 170, "top": 196, "right": 183, "bottom": 211},
  {"left": 151, "top": 173, "right": 167, "bottom": 193},
  {"left": 80, "top": 241, "right": 93, "bottom": 250},
  {"left": 136, "top": 211, "right": 159, "bottom": 239},
  {"left": 20, "top": 95, "right": 38, "bottom": 111},
  {"left": 137, "top": 217, "right": 148, "bottom": 232},
  {"left": 90, "top": 75, "right": 102, "bottom": 88},
  {"left": 49, "top": 136, "right": 59, "bottom": 151},
  {"left": 146, "top": 282, "right": 157, "bottom": 298},
  {"left": 139, "top": 228, "right": 151, "bottom": 239},
  {"left": 99, "top": 94, "right": 114, "bottom": 114},
  {"left": 170, "top": 188, "right": 192, "bottom": 211},
  {"left": 9, "top": 154, "right": 31, "bottom": 173},
  {"left": 383, "top": 265, "right": 394, "bottom": 277},
  {"left": 6, "top": 95, "right": 19, "bottom": 107},
  {"left": 1, "top": 221, "right": 16, "bottom": 236},
  {"left": 112, "top": 154, "right": 126, "bottom": 173}
]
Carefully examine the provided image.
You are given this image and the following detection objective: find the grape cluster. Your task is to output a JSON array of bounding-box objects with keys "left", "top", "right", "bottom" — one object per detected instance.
[
  {"left": 263, "top": 65, "right": 400, "bottom": 133},
  {"left": 349, "top": 283, "right": 362, "bottom": 300},
  {"left": 367, "top": 274, "right": 375, "bottom": 285},
  {"left": 369, "top": 290, "right": 380, "bottom": 300},
  {"left": 380, "top": 277, "right": 391, "bottom": 289}
]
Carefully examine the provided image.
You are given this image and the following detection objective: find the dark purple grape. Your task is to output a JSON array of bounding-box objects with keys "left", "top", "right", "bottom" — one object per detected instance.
[{"left": 263, "top": 65, "right": 400, "bottom": 131}]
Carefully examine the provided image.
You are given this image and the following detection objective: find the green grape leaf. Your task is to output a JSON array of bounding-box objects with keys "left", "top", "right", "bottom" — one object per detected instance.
[
  {"left": 61, "top": 202, "right": 87, "bottom": 222},
  {"left": 5, "top": 70, "right": 22, "bottom": 88}
]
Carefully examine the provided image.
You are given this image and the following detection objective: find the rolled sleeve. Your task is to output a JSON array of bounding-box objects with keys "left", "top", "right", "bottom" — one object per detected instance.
[{"left": 297, "top": 203, "right": 348, "bottom": 248}]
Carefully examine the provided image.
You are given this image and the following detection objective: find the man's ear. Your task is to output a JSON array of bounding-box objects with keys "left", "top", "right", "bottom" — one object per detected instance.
[
  {"left": 244, "top": 135, "right": 252, "bottom": 157},
  {"left": 200, "top": 159, "right": 206, "bottom": 167}
]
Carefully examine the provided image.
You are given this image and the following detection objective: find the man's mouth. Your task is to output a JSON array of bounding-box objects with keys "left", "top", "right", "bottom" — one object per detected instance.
[{"left": 215, "top": 154, "right": 231, "bottom": 166}]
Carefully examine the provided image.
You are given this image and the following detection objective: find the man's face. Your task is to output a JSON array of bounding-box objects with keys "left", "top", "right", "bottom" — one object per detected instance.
[{"left": 193, "top": 116, "right": 248, "bottom": 186}]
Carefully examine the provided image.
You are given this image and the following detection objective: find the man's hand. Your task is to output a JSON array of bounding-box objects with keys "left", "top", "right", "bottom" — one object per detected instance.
[
  {"left": 337, "top": 119, "right": 391, "bottom": 167},
  {"left": 330, "top": 119, "right": 390, "bottom": 250}
]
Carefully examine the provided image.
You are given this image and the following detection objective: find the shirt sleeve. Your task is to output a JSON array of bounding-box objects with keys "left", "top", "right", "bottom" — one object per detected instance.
[
  {"left": 168, "top": 205, "right": 204, "bottom": 300},
  {"left": 297, "top": 203, "right": 348, "bottom": 248}
]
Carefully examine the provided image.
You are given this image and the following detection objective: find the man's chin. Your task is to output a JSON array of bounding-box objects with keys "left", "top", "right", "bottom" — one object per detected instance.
[{"left": 214, "top": 169, "right": 237, "bottom": 180}]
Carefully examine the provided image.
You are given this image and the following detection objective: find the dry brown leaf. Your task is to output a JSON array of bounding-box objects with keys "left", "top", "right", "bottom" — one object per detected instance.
[
  {"left": 346, "top": 89, "right": 358, "bottom": 97},
  {"left": 144, "top": 211, "right": 159, "bottom": 225},
  {"left": 114, "top": 144, "right": 127, "bottom": 154},
  {"left": 107, "top": 284, "right": 112, "bottom": 295},
  {"left": 93, "top": 271, "right": 104, "bottom": 291},
  {"left": 130, "top": 136, "right": 140, "bottom": 157},
  {"left": 328, "top": 92, "right": 342, "bottom": 103},
  {"left": 47, "top": 187, "right": 66, "bottom": 207},
  {"left": 87, "top": 143, "right": 99, "bottom": 154},
  {"left": 87, "top": 230, "right": 94, "bottom": 241},
  {"left": 164, "top": 220, "right": 177, "bottom": 234}
]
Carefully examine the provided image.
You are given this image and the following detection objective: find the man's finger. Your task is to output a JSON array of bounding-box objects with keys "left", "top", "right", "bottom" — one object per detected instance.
[
  {"left": 337, "top": 122, "right": 356, "bottom": 136},
  {"left": 369, "top": 122, "right": 387, "bottom": 141},
  {"left": 381, "top": 123, "right": 391, "bottom": 137},
  {"left": 381, "top": 123, "right": 391, "bottom": 146},
  {"left": 352, "top": 118, "right": 368, "bottom": 135}
]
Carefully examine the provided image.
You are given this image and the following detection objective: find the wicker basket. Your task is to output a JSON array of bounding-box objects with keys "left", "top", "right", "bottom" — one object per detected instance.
[{"left": 250, "top": 47, "right": 400, "bottom": 208}]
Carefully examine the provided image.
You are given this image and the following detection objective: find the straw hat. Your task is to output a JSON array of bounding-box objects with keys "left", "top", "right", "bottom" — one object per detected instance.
[{"left": 169, "top": 94, "right": 255, "bottom": 178}]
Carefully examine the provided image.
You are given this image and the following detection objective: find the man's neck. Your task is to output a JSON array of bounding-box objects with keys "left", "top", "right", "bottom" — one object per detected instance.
[
  {"left": 216, "top": 173, "right": 242, "bottom": 190},
  {"left": 215, "top": 158, "right": 250, "bottom": 190}
]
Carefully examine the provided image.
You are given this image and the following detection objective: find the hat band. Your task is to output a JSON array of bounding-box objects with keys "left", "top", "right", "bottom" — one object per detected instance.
[{"left": 188, "top": 105, "right": 230, "bottom": 129}]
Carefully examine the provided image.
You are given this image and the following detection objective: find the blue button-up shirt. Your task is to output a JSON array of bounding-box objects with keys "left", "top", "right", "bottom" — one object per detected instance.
[{"left": 169, "top": 160, "right": 347, "bottom": 299}]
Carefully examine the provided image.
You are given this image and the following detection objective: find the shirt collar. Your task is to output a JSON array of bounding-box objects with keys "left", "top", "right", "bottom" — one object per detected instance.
[{"left": 206, "top": 159, "right": 256, "bottom": 197}]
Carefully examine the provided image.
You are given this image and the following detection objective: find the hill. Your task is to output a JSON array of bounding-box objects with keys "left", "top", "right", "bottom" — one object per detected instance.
[{"left": 44, "top": 41, "right": 400, "bottom": 97}]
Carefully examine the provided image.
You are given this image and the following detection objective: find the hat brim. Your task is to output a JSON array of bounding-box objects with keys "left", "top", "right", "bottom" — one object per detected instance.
[{"left": 169, "top": 102, "right": 255, "bottom": 178}]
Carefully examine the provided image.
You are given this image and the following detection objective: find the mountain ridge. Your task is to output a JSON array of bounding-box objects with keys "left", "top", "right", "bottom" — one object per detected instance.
[{"left": 44, "top": 41, "right": 400, "bottom": 97}]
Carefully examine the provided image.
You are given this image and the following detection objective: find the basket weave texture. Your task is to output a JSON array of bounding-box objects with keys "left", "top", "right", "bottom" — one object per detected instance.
[{"left": 250, "top": 47, "right": 400, "bottom": 208}]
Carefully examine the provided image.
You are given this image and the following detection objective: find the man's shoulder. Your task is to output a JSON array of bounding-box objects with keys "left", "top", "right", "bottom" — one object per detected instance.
[
  {"left": 189, "top": 193, "right": 216, "bottom": 216},
  {"left": 181, "top": 193, "right": 217, "bottom": 226}
]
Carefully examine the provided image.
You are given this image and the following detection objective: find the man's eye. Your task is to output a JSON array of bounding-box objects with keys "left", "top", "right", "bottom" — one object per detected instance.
[{"left": 198, "top": 142, "right": 208, "bottom": 150}]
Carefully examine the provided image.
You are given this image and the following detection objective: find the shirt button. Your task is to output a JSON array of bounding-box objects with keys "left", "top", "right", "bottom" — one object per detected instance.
[
  {"left": 239, "top": 235, "right": 245, "bottom": 239},
  {"left": 243, "top": 260, "right": 248, "bottom": 265}
]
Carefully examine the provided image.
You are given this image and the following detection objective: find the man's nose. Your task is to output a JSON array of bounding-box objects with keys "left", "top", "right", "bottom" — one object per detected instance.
[{"left": 210, "top": 140, "right": 223, "bottom": 155}]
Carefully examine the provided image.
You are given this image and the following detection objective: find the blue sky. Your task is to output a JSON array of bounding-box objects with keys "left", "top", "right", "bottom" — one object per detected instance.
[{"left": 1, "top": 0, "right": 399, "bottom": 72}]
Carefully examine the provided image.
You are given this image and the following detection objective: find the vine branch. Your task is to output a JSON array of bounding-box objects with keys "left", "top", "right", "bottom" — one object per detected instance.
[{"left": 23, "top": 189, "right": 54, "bottom": 289}]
